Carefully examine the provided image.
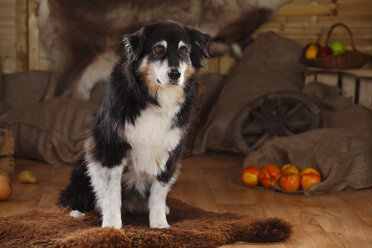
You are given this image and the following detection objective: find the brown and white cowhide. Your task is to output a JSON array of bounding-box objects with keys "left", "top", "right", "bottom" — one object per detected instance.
[{"left": 36, "top": 0, "right": 289, "bottom": 99}]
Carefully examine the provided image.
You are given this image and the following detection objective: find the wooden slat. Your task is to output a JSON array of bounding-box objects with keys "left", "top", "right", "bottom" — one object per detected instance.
[
  {"left": 338, "top": 4, "right": 372, "bottom": 16},
  {"left": 0, "top": 45, "right": 16, "bottom": 57},
  {"left": 320, "top": 0, "right": 372, "bottom": 3},
  {"left": 317, "top": 16, "right": 372, "bottom": 28},
  {"left": 277, "top": 3, "right": 336, "bottom": 16},
  {"left": 0, "top": 10, "right": 16, "bottom": 20},
  {"left": 256, "top": 27, "right": 372, "bottom": 40},
  {"left": 1, "top": 56, "right": 16, "bottom": 72},
  {"left": 0, "top": 34, "right": 16, "bottom": 43},
  {"left": 0, "top": 3, "right": 15, "bottom": 9},
  {"left": 0, "top": 24, "right": 15, "bottom": 35}
]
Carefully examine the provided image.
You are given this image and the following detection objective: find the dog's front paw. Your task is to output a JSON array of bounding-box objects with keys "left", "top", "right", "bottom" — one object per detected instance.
[
  {"left": 150, "top": 220, "right": 170, "bottom": 229},
  {"left": 149, "top": 212, "right": 170, "bottom": 229},
  {"left": 102, "top": 216, "right": 122, "bottom": 229},
  {"left": 70, "top": 210, "right": 85, "bottom": 218}
]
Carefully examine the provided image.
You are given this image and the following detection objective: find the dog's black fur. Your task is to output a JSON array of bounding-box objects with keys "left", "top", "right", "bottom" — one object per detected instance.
[{"left": 59, "top": 20, "right": 210, "bottom": 228}]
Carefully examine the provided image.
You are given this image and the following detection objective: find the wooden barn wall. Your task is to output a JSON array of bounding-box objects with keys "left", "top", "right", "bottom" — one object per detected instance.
[{"left": 0, "top": 0, "right": 371, "bottom": 74}]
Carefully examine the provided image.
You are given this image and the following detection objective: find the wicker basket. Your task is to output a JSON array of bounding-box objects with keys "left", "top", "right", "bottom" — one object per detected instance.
[{"left": 306, "top": 23, "right": 372, "bottom": 69}]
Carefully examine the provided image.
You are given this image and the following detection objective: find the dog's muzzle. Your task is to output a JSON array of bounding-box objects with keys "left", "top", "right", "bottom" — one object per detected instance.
[{"left": 168, "top": 69, "right": 181, "bottom": 84}]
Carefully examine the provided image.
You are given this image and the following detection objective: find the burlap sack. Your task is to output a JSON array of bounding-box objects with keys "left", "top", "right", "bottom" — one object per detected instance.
[
  {"left": 0, "top": 74, "right": 8, "bottom": 115},
  {"left": 0, "top": 97, "right": 97, "bottom": 164},
  {"left": 193, "top": 32, "right": 305, "bottom": 154},
  {"left": 0, "top": 101, "right": 7, "bottom": 115},
  {"left": 197, "top": 73, "right": 227, "bottom": 129},
  {"left": 1, "top": 71, "right": 51, "bottom": 109},
  {"left": 0, "top": 135, "right": 4, "bottom": 147},
  {"left": 244, "top": 83, "right": 372, "bottom": 194}
]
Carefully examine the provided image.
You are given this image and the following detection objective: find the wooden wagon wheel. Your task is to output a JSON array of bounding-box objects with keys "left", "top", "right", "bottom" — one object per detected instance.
[{"left": 233, "top": 91, "right": 322, "bottom": 154}]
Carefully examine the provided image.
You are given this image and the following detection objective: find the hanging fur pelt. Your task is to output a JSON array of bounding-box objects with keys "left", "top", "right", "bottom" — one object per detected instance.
[{"left": 36, "top": 0, "right": 289, "bottom": 99}]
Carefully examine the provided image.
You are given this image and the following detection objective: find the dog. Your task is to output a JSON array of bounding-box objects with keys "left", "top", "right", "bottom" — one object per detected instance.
[{"left": 59, "top": 20, "right": 210, "bottom": 229}]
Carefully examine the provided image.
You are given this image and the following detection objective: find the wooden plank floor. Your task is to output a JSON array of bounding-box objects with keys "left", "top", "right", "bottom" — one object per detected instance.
[{"left": 1, "top": 154, "right": 371, "bottom": 247}]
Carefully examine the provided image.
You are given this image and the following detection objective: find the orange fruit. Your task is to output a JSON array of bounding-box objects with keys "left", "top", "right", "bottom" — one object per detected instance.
[
  {"left": 241, "top": 166, "right": 261, "bottom": 186},
  {"left": 280, "top": 173, "right": 300, "bottom": 192},
  {"left": 281, "top": 163, "right": 299, "bottom": 175},
  {"left": 259, "top": 163, "right": 281, "bottom": 188},
  {"left": 301, "top": 173, "right": 321, "bottom": 191},
  {"left": 299, "top": 168, "right": 320, "bottom": 177}
]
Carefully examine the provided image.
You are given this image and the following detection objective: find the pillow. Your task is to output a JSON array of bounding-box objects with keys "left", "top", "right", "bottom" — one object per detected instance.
[
  {"left": 0, "top": 97, "right": 98, "bottom": 164},
  {"left": 2, "top": 71, "right": 51, "bottom": 109}
]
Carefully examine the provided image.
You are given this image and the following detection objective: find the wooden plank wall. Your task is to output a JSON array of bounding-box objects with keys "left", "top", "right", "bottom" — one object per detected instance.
[
  {"left": 204, "top": 0, "right": 372, "bottom": 75},
  {"left": 0, "top": 0, "right": 371, "bottom": 74}
]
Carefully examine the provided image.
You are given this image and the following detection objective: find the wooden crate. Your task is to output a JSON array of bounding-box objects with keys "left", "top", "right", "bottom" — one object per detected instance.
[{"left": 0, "top": 128, "right": 14, "bottom": 177}]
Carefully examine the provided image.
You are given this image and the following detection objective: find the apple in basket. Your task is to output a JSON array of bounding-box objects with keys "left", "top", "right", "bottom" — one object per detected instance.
[
  {"left": 305, "top": 43, "right": 320, "bottom": 60},
  {"left": 317, "top": 46, "right": 333, "bottom": 58},
  {"left": 258, "top": 163, "right": 281, "bottom": 188},
  {"left": 330, "top": 41, "right": 346, "bottom": 55}
]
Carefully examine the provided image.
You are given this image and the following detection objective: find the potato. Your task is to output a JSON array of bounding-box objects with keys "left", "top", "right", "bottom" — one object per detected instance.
[
  {"left": 0, "top": 173, "right": 12, "bottom": 200},
  {"left": 18, "top": 170, "right": 38, "bottom": 184}
]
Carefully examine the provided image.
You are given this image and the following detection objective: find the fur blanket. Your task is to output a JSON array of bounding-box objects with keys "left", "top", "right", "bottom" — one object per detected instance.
[
  {"left": 36, "top": 0, "right": 289, "bottom": 99},
  {"left": 0, "top": 199, "right": 291, "bottom": 247}
]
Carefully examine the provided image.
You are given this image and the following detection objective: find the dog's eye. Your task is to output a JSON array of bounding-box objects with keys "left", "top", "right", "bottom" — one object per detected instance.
[
  {"left": 154, "top": 45, "right": 164, "bottom": 54},
  {"left": 179, "top": 46, "right": 188, "bottom": 54}
]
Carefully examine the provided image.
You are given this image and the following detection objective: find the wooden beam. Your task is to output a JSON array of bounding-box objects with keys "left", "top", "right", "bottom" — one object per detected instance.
[
  {"left": 16, "top": 0, "right": 28, "bottom": 71},
  {"left": 28, "top": 0, "right": 39, "bottom": 70}
]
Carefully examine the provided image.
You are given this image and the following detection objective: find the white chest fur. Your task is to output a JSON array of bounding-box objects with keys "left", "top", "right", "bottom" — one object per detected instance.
[{"left": 123, "top": 86, "right": 185, "bottom": 177}]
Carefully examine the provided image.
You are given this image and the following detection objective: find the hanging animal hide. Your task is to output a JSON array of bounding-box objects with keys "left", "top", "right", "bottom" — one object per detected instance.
[{"left": 36, "top": 0, "right": 289, "bottom": 99}]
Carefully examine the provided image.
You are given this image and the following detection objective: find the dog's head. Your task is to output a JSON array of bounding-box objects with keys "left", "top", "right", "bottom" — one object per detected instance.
[{"left": 123, "top": 20, "right": 210, "bottom": 94}]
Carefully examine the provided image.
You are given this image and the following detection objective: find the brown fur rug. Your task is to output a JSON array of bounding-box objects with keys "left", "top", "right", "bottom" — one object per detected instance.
[{"left": 0, "top": 199, "right": 291, "bottom": 248}]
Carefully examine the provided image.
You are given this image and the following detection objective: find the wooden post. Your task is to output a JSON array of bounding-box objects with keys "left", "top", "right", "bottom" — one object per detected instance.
[
  {"left": 16, "top": 0, "right": 28, "bottom": 71},
  {"left": 0, "top": 129, "right": 14, "bottom": 177}
]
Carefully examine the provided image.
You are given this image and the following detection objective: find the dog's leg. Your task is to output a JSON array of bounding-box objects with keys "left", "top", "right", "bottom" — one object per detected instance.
[
  {"left": 149, "top": 161, "right": 181, "bottom": 228},
  {"left": 87, "top": 162, "right": 124, "bottom": 229},
  {"left": 148, "top": 179, "right": 171, "bottom": 228}
]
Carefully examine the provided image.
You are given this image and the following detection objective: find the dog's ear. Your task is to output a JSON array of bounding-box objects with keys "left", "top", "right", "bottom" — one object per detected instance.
[
  {"left": 187, "top": 27, "right": 211, "bottom": 69},
  {"left": 123, "top": 27, "right": 147, "bottom": 62}
]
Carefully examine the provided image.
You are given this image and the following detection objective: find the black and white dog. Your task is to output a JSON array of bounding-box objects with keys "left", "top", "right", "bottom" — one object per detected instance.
[{"left": 59, "top": 20, "right": 210, "bottom": 229}]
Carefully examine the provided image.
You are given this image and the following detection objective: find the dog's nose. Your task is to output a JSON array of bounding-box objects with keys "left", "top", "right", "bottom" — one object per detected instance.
[{"left": 168, "top": 69, "right": 181, "bottom": 81}]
